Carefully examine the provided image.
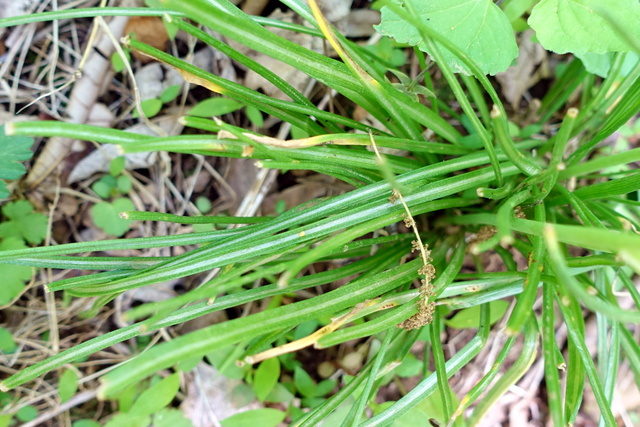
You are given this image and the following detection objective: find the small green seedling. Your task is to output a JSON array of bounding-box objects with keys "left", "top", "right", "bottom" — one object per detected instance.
[
  {"left": 102, "top": 373, "right": 192, "bottom": 427},
  {"left": 0, "top": 200, "right": 46, "bottom": 304},
  {"left": 0, "top": 125, "right": 34, "bottom": 199},
  {"left": 187, "top": 97, "right": 244, "bottom": 118},
  {"left": 0, "top": 327, "right": 17, "bottom": 353},
  {"left": 132, "top": 85, "right": 181, "bottom": 119},
  {"left": 111, "top": 48, "right": 132, "bottom": 73},
  {"left": 58, "top": 369, "right": 79, "bottom": 403},
  {"left": 90, "top": 157, "right": 135, "bottom": 237}
]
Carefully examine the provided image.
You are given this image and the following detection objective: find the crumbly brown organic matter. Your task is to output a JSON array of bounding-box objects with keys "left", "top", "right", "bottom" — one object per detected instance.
[{"left": 398, "top": 242, "right": 436, "bottom": 330}]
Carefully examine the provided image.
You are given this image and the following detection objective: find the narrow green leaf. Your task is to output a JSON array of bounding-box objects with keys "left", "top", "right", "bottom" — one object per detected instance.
[
  {"left": 542, "top": 282, "right": 564, "bottom": 426},
  {"left": 361, "top": 305, "right": 491, "bottom": 425},
  {"left": 468, "top": 317, "right": 538, "bottom": 423}
]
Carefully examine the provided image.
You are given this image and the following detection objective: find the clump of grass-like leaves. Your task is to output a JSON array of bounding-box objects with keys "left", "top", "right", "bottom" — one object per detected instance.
[{"left": 1, "top": 0, "right": 640, "bottom": 425}]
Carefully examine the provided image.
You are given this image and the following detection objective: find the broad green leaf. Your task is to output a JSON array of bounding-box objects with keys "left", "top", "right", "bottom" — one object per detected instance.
[
  {"left": 129, "top": 373, "right": 180, "bottom": 417},
  {"left": 90, "top": 198, "right": 135, "bottom": 237},
  {"left": 58, "top": 369, "right": 79, "bottom": 403},
  {"left": 163, "top": 16, "right": 179, "bottom": 41},
  {"left": 293, "top": 366, "right": 317, "bottom": 398},
  {"left": 153, "top": 408, "right": 193, "bottom": 427},
  {"left": 230, "top": 383, "right": 256, "bottom": 407},
  {"left": 264, "top": 382, "right": 294, "bottom": 403},
  {"left": 0, "top": 200, "right": 48, "bottom": 245},
  {"left": 289, "top": 125, "right": 309, "bottom": 140},
  {"left": 72, "top": 420, "right": 101, "bottom": 427},
  {"left": 117, "top": 383, "right": 140, "bottom": 414},
  {"left": 0, "top": 393, "right": 11, "bottom": 406},
  {"left": 195, "top": 196, "right": 212, "bottom": 214},
  {"left": 16, "top": 405, "right": 38, "bottom": 422},
  {"left": 104, "top": 413, "right": 149, "bottom": 427},
  {"left": 376, "top": 0, "right": 518, "bottom": 75},
  {"left": 244, "top": 105, "right": 264, "bottom": 128},
  {"left": 501, "top": 0, "right": 539, "bottom": 24},
  {"left": 300, "top": 396, "right": 325, "bottom": 408},
  {"left": 206, "top": 347, "right": 247, "bottom": 380},
  {"left": 0, "top": 237, "right": 34, "bottom": 305},
  {"left": 160, "top": 85, "right": 181, "bottom": 103},
  {"left": 289, "top": 406, "right": 305, "bottom": 424},
  {"left": 188, "top": 98, "right": 244, "bottom": 118},
  {"left": 117, "top": 175, "right": 133, "bottom": 194},
  {"left": 314, "top": 378, "right": 336, "bottom": 397},
  {"left": 110, "top": 156, "right": 126, "bottom": 176},
  {"left": 253, "top": 357, "right": 280, "bottom": 402},
  {"left": 0, "top": 327, "right": 16, "bottom": 353},
  {"left": 576, "top": 51, "right": 640, "bottom": 78},
  {"left": 111, "top": 49, "right": 131, "bottom": 73},
  {"left": 529, "top": 0, "right": 640, "bottom": 54},
  {"left": 292, "top": 319, "right": 319, "bottom": 341},
  {"left": 364, "top": 35, "right": 407, "bottom": 72},
  {"left": 92, "top": 175, "right": 117, "bottom": 199},
  {"left": 176, "top": 356, "right": 202, "bottom": 372},
  {"left": 0, "top": 125, "right": 34, "bottom": 199},
  {"left": 576, "top": 52, "right": 615, "bottom": 78},
  {"left": 133, "top": 98, "right": 163, "bottom": 119},
  {"left": 446, "top": 300, "right": 510, "bottom": 329},
  {"left": 220, "top": 409, "right": 286, "bottom": 427},
  {"left": 391, "top": 388, "right": 460, "bottom": 427},
  {"left": 320, "top": 396, "right": 356, "bottom": 426},
  {"left": 143, "top": 1, "right": 179, "bottom": 40},
  {"left": 394, "top": 353, "right": 423, "bottom": 378},
  {"left": 0, "top": 415, "right": 13, "bottom": 427}
]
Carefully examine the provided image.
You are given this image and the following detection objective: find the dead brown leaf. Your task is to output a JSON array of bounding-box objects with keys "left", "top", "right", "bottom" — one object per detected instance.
[
  {"left": 495, "top": 29, "right": 547, "bottom": 109},
  {"left": 181, "top": 363, "right": 259, "bottom": 427},
  {"left": 262, "top": 174, "right": 351, "bottom": 215},
  {"left": 124, "top": 17, "right": 169, "bottom": 63}
]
